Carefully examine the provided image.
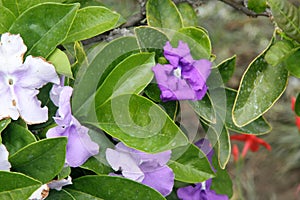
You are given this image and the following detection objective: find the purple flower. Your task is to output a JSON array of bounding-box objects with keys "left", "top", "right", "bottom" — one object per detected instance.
[
  {"left": 177, "top": 138, "right": 229, "bottom": 200},
  {"left": 152, "top": 41, "right": 211, "bottom": 101},
  {"left": 177, "top": 179, "right": 228, "bottom": 200},
  {"left": 106, "top": 142, "right": 174, "bottom": 196},
  {"left": 46, "top": 86, "right": 99, "bottom": 167},
  {"left": 0, "top": 33, "right": 59, "bottom": 124}
]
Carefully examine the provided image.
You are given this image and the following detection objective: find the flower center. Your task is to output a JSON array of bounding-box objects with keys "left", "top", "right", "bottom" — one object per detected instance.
[
  {"left": 201, "top": 181, "right": 206, "bottom": 191},
  {"left": 173, "top": 67, "right": 182, "bottom": 78},
  {"left": 8, "top": 78, "right": 13, "bottom": 85}
]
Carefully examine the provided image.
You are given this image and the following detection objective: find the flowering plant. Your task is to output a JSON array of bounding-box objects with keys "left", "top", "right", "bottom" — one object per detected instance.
[{"left": 0, "top": 0, "right": 299, "bottom": 199}]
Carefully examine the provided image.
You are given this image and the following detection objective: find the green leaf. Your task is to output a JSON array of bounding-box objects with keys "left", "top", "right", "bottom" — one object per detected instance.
[
  {"left": 47, "top": 189, "right": 75, "bottom": 200},
  {"left": 81, "top": 129, "right": 113, "bottom": 175},
  {"left": 9, "top": 138, "right": 67, "bottom": 183},
  {"left": 189, "top": 94, "right": 216, "bottom": 123},
  {"left": 171, "top": 27, "right": 211, "bottom": 59},
  {"left": 9, "top": 3, "right": 79, "bottom": 57},
  {"left": 201, "top": 116, "right": 231, "bottom": 169},
  {"left": 135, "top": 26, "right": 169, "bottom": 54},
  {"left": 177, "top": 2, "right": 198, "bottom": 27},
  {"left": 223, "top": 88, "right": 271, "bottom": 134},
  {"left": 65, "top": 175, "right": 166, "bottom": 200},
  {"left": 1, "top": 0, "right": 65, "bottom": 16},
  {"left": 0, "top": 171, "right": 41, "bottom": 200},
  {"left": 48, "top": 48, "right": 73, "bottom": 78},
  {"left": 0, "top": 6, "right": 16, "bottom": 33},
  {"left": 248, "top": 0, "right": 267, "bottom": 13},
  {"left": 146, "top": 0, "right": 183, "bottom": 30},
  {"left": 91, "top": 94, "right": 188, "bottom": 153},
  {"left": 232, "top": 40, "right": 289, "bottom": 127},
  {"left": 71, "top": 41, "right": 88, "bottom": 83},
  {"left": 284, "top": 49, "right": 300, "bottom": 78},
  {"left": 64, "top": 6, "right": 120, "bottom": 43},
  {"left": 2, "top": 123, "right": 36, "bottom": 156},
  {"left": 296, "top": 93, "right": 300, "bottom": 116},
  {"left": 264, "top": 40, "right": 296, "bottom": 66},
  {"left": 210, "top": 154, "right": 233, "bottom": 198},
  {"left": 0, "top": 119, "right": 11, "bottom": 134},
  {"left": 269, "top": 0, "right": 300, "bottom": 42},
  {"left": 94, "top": 52, "right": 155, "bottom": 107},
  {"left": 72, "top": 36, "right": 139, "bottom": 117},
  {"left": 168, "top": 144, "right": 215, "bottom": 183},
  {"left": 217, "top": 55, "right": 236, "bottom": 84}
]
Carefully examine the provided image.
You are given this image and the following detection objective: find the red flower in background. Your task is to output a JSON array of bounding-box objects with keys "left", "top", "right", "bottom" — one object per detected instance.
[
  {"left": 291, "top": 97, "right": 300, "bottom": 130},
  {"left": 230, "top": 134, "right": 271, "bottom": 159}
]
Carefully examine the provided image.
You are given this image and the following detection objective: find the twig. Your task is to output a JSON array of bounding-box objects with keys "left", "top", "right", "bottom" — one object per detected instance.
[{"left": 218, "top": 0, "right": 271, "bottom": 18}]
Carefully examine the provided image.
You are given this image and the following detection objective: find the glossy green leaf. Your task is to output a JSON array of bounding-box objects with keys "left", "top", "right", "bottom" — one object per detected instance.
[
  {"left": 81, "top": 129, "right": 113, "bottom": 175},
  {"left": 189, "top": 94, "right": 216, "bottom": 123},
  {"left": 9, "top": 3, "right": 79, "bottom": 57},
  {"left": 1, "top": 0, "right": 65, "bottom": 16},
  {"left": 232, "top": 41, "right": 289, "bottom": 127},
  {"left": 94, "top": 52, "right": 155, "bottom": 107},
  {"left": 0, "top": 6, "right": 16, "bottom": 33},
  {"left": 2, "top": 123, "right": 36, "bottom": 156},
  {"left": 264, "top": 40, "right": 296, "bottom": 66},
  {"left": 0, "top": 171, "right": 41, "bottom": 200},
  {"left": 65, "top": 175, "right": 166, "bottom": 200},
  {"left": 168, "top": 144, "right": 215, "bottom": 183},
  {"left": 177, "top": 2, "right": 198, "bottom": 27},
  {"left": 171, "top": 27, "right": 211, "bottom": 59},
  {"left": 223, "top": 88, "right": 271, "bottom": 134},
  {"left": 146, "top": 0, "right": 183, "bottom": 30},
  {"left": 135, "top": 26, "right": 169, "bottom": 54},
  {"left": 71, "top": 41, "right": 88, "bottom": 83},
  {"left": 269, "top": 0, "right": 300, "bottom": 42},
  {"left": 248, "top": 0, "right": 267, "bottom": 13},
  {"left": 217, "top": 55, "right": 236, "bottom": 84},
  {"left": 0, "top": 119, "right": 11, "bottom": 134},
  {"left": 91, "top": 94, "right": 188, "bottom": 153},
  {"left": 72, "top": 37, "right": 139, "bottom": 117},
  {"left": 48, "top": 48, "right": 73, "bottom": 78},
  {"left": 284, "top": 49, "right": 300, "bottom": 78},
  {"left": 295, "top": 93, "right": 300, "bottom": 116},
  {"left": 9, "top": 138, "right": 67, "bottom": 183},
  {"left": 47, "top": 189, "right": 75, "bottom": 200},
  {"left": 64, "top": 6, "right": 120, "bottom": 43}
]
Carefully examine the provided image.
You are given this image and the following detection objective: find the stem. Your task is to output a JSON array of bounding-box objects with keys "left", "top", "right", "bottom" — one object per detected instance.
[{"left": 217, "top": 0, "right": 271, "bottom": 18}]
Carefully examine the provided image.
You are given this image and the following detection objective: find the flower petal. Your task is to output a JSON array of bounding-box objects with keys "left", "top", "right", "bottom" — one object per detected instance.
[
  {"left": 106, "top": 147, "right": 144, "bottom": 182},
  {"left": 164, "top": 41, "right": 190, "bottom": 66},
  {"left": 66, "top": 122, "right": 99, "bottom": 167},
  {"left": 0, "top": 82, "right": 19, "bottom": 120},
  {"left": 48, "top": 176, "right": 72, "bottom": 191},
  {"left": 142, "top": 166, "right": 174, "bottom": 196},
  {"left": 50, "top": 76, "right": 65, "bottom": 107},
  {"left": 18, "top": 56, "right": 59, "bottom": 89},
  {"left": 0, "top": 144, "right": 11, "bottom": 171},
  {"left": 15, "top": 88, "right": 48, "bottom": 124},
  {"left": 0, "top": 33, "right": 26, "bottom": 74},
  {"left": 53, "top": 86, "right": 73, "bottom": 126},
  {"left": 177, "top": 184, "right": 202, "bottom": 200}
]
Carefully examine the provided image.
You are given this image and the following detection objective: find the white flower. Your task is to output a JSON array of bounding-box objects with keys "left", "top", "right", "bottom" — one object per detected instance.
[
  {"left": 0, "top": 33, "right": 59, "bottom": 124},
  {"left": 28, "top": 184, "right": 49, "bottom": 200},
  {"left": 0, "top": 144, "right": 11, "bottom": 171}
]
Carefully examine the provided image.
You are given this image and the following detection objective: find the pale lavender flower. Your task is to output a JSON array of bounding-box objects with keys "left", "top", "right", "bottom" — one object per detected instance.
[
  {"left": 28, "top": 184, "right": 49, "bottom": 200},
  {"left": 152, "top": 41, "right": 211, "bottom": 101},
  {"left": 0, "top": 144, "right": 11, "bottom": 171},
  {"left": 48, "top": 176, "right": 72, "bottom": 191},
  {"left": 177, "top": 138, "right": 229, "bottom": 200},
  {"left": 0, "top": 33, "right": 59, "bottom": 124},
  {"left": 46, "top": 86, "right": 99, "bottom": 167},
  {"left": 106, "top": 142, "right": 174, "bottom": 196}
]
